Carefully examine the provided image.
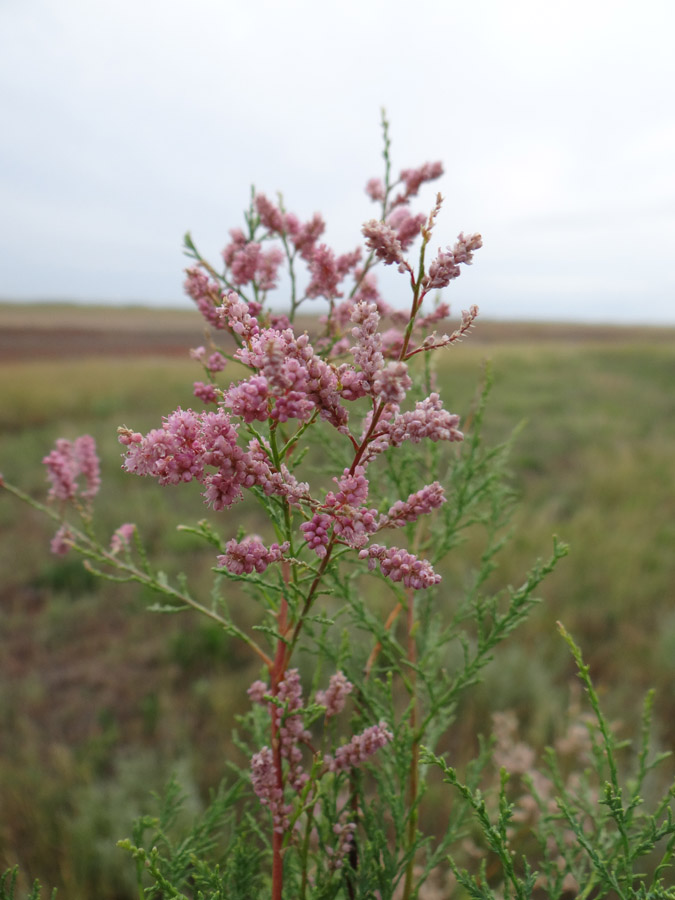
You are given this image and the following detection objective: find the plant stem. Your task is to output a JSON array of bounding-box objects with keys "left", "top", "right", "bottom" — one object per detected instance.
[
  {"left": 402, "top": 587, "right": 418, "bottom": 900},
  {"left": 270, "top": 597, "right": 290, "bottom": 900}
]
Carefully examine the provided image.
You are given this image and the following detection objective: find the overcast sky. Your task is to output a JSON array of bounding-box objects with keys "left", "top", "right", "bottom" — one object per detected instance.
[{"left": 1, "top": 0, "right": 674, "bottom": 323}]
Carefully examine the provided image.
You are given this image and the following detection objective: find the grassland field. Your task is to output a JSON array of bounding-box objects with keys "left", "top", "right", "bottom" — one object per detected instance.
[{"left": 1, "top": 303, "right": 674, "bottom": 898}]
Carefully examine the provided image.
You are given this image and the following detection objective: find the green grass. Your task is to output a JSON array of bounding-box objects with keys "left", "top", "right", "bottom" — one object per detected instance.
[{"left": 1, "top": 327, "right": 674, "bottom": 898}]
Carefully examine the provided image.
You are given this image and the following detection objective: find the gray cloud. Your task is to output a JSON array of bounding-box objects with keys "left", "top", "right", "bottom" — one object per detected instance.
[{"left": 1, "top": 0, "right": 674, "bottom": 323}]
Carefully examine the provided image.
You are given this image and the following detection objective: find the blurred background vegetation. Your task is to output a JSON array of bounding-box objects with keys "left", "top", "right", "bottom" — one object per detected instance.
[{"left": 1, "top": 304, "right": 674, "bottom": 898}]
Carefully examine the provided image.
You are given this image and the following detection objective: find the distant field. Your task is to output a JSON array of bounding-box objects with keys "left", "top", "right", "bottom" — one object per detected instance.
[
  {"left": 1, "top": 302, "right": 674, "bottom": 898},
  {"left": 2, "top": 301, "right": 675, "bottom": 360}
]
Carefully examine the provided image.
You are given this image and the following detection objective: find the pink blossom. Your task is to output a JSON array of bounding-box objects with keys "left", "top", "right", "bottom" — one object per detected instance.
[
  {"left": 351, "top": 301, "right": 384, "bottom": 391},
  {"left": 250, "top": 746, "right": 291, "bottom": 833},
  {"left": 337, "top": 365, "right": 367, "bottom": 401},
  {"left": 351, "top": 270, "right": 385, "bottom": 308},
  {"left": 117, "top": 427, "right": 143, "bottom": 447},
  {"left": 217, "top": 291, "right": 260, "bottom": 341},
  {"left": 328, "top": 818, "right": 357, "bottom": 871},
  {"left": 359, "top": 544, "right": 441, "bottom": 590},
  {"left": 332, "top": 506, "right": 379, "bottom": 549},
  {"left": 110, "top": 522, "right": 136, "bottom": 554},
  {"left": 199, "top": 410, "right": 244, "bottom": 469},
  {"left": 222, "top": 228, "right": 247, "bottom": 267},
  {"left": 269, "top": 312, "right": 291, "bottom": 330},
  {"left": 386, "top": 394, "right": 463, "bottom": 447},
  {"left": 417, "top": 303, "right": 450, "bottom": 329},
  {"left": 316, "top": 671, "right": 354, "bottom": 717},
  {"left": 451, "top": 231, "right": 483, "bottom": 265},
  {"left": 256, "top": 247, "right": 285, "bottom": 291},
  {"left": 306, "top": 244, "right": 341, "bottom": 300},
  {"left": 223, "top": 376, "right": 270, "bottom": 423},
  {"left": 282, "top": 212, "right": 301, "bottom": 237},
  {"left": 183, "top": 267, "right": 225, "bottom": 329},
  {"left": 262, "top": 345, "right": 300, "bottom": 394},
  {"left": 398, "top": 161, "right": 444, "bottom": 200},
  {"left": 425, "top": 249, "right": 461, "bottom": 290},
  {"left": 386, "top": 207, "right": 425, "bottom": 251},
  {"left": 361, "top": 220, "right": 404, "bottom": 266},
  {"left": 217, "top": 536, "right": 289, "bottom": 575},
  {"left": 365, "top": 177, "right": 385, "bottom": 202},
  {"left": 227, "top": 240, "right": 284, "bottom": 291},
  {"left": 43, "top": 435, "right": 100, "bottom": 503},
  {"left": 229, "top": 242, "right": 263, "bottom": 286},
  {"left": 274, "top": 669, "right": 311, "bottom": 791},
  {"left": 328, "top": 466, "right": 369, "bottom": 508},
  {"left": 324, "top": 720, "right": 393, "bottom": 772},
  {"left": 248, "top": 679, "right": 269, "bottom": 704},
  {"left": 243, "top": 439, "right": 310, "bottom": 506},
  {"left": 202, "top": 471, "right": 244, "bottom": 510},
  {"left": 193, "top": 381, "right": 219, "bottom": 405},
  {"left": 43, "top": 439, "right": 78, "bottom": 501},
  {"left": 206, "top": 351, "right": 227, "bottom": 373},
  {"left": 336, "top": 248, "right": 362, "bottom": 278},
  {"left": 381, "top": 482, "right": 446, "bottom": 528},
  {"left": 74, "top": 436, "right": 101, "bottom": 499},
  {"left": 372, "top": 361, "right": 412, "bottom": 405},
  {"left": 235, "top": 327, "right": 293, "bottom": 371},
  {"left": 254, "top": 193, "right": 285, "bottom": 233},
  {"left": 292, "top": 213, "right": 325, "bottom": 260},
  {"left": 301, "top": 512, "right": 333, "bottom": 557},
  {"left": 380, "top": 328, "right": 405, "bottom": 357},
  {"left": 303, "top": 355, "right": 349, "bottom": 432},
  {"left": 120, "top": 408, "right": 252, "bottom": 509},
  {"left": 133, "top": 408, "right": 204, "bottom": 485},
  {"left": 417, "top": 306, "right": 479, "bottom": 353},
  {"left": 272, "top": 391, "right": 315, "bottom": 424},
  {"left": 50, "top": 523, "right": 73, "bottom": 556}
]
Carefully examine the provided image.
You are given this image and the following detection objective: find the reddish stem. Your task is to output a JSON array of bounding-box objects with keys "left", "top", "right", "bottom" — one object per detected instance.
[
  {"left": 402, "top": 588, "right": 418, "bottom": 900},
  {"left": 269, "top": 597, "right": 290, "bottom": 900}
]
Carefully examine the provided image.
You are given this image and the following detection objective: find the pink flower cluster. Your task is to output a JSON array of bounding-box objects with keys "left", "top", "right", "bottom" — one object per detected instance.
[
  {"left": 222, "top": 230, "right": 284, "bottom": 292},
  {"left": 300, "top": 512, "right": 333, "bottom": 558},
  {"left": 190, "top": 346, "right": 226, "bottom": 373},
  {"left": 110, "top": 522, "right": 136, "bottom": 554},
  {"left": 250, "top": 746, "right": 291, "bottom": 834},
  {"left": 326, "top": 817, "right": 356, "bottom": 871},
  {"left": 118, "top": 410, "right": 307, "bottom": 511},
  {"left": 324, "top": 720, "right": 393, "bottom": 773},
  {"left": 397, "top": 161, "right": 444, "bottom": 202},
  {"left": 217, "top": 536, "right": 289, "bottom": 575},
  {"left": 362, "top": 220, "right": 404, "bottom": 267},
  {"left": 183, "top": 268, "right": 225, "bottom": 329},
  {"left": 425, "top": 232, "right": 483, "bottom": 290},
  {"left": 193, "top": 381, "right": 219, "bottom": 405},
  {"left": 224, "top": 327, "right": 349, "bottom": 433},
  {"left": 359, "top": 545, "right": 441, "bottom": 590},
  {"left": 384, "top": 394, "right": 464, "bottom": 448},
  {"left": 139, "top": 146, "right": 481, "bottom": 598},
  {"left": 381, "top": 482, "right": 446, "bottom": 528},
  {"left": 315, "top": 671, "right": 354, "bottom": 717},
  {"left": 274, "top": 669, "right": 311, "bottom": 792},
  {"left": 350, "top": 301, "right": 385, "bottom": 394},
  {"left": 249, "top": 670, "right": 311, "bottom": 796},
  {"left": 50, "top": 523, "right": 73, "bottom": 556},
  {"left": 43, "top": 435, "right": 101, "bottom": 503},
  {"left": 327, "top": 466, "right": 369, "bottom": 508},
  {"left": 301, "top": 464, "right": 380, "bottom": 556}
]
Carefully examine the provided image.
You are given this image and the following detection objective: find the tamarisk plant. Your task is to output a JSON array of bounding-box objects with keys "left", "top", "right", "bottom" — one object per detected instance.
[{"left": 3, "top": 114, "right": 672, "bottom": 899}]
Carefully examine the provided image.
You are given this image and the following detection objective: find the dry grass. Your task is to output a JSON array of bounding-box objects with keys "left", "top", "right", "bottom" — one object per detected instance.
[{"left": 1, "top": 303, "right": 674, "bottom": 898}]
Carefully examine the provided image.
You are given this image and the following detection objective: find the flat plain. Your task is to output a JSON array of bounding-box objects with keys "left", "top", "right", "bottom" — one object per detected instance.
[{"left": 1, "top": 302, "right": 674, "bottom": 898}]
